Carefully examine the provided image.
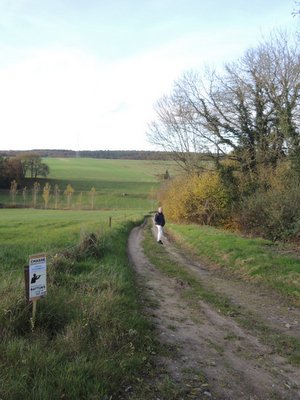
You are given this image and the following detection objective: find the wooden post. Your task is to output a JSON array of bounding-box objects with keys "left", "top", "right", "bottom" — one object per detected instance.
[
  {"left": 24, "top": 265, "right": 37, "bottom": 331},
  {"left": 109, "top": 216, "right": 112, "bottom": 228},
  {"left": 30, "top": 300, "right": 37, "bottom": 332},
  {"left": 24, "top": 265, "right": 29, "bottom": 302}
]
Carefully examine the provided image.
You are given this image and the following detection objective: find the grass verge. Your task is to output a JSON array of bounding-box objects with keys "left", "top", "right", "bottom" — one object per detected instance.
[
  {"left": 167, "top": 223, "right": 300, "bottom": 304},
  {"left": 0, "top": 221, "right": 157, "bottom": 399}
]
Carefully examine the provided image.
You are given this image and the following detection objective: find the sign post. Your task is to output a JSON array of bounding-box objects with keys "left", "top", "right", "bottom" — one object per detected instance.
[{"left": 26, "top": 253, "right": 47, "bottom": 331}]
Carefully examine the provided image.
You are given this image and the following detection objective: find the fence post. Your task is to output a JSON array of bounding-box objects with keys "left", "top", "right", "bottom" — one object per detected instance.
[
  {"left": 109, "top": 216, "right": 112, "bottom": 228},
  {"left": 24, "top": 265, "right": 29, "bottom": 302},
  {"left": 24, "top": 264, "right": 37, "bottom": 331}
]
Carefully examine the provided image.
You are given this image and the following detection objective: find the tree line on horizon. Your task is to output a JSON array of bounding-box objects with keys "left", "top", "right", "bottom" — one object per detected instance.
[{"left": 0, "top": 149, "right": 185, "bottom": 161}]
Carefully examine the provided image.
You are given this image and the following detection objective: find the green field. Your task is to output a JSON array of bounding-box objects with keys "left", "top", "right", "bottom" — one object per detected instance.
[
  {"left": 0, "top": 207, "right": 155, "bottom": 399},
  {"left": 1, "top": 157, "right": 179, "bottom": 210},
  {"left": 0, "top": 208, "right": 144, "bottom": 271},
  {"left": 46, "top": 157, "right": 177, "bottom": 187},
  {"left": 0, "top": 157, "right": 164, "bottom": 399}
]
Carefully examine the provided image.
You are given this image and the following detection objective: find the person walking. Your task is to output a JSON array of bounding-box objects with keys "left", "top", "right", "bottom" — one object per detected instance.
[{"left": 154, "top": 206, "right": 165, "bottom": 244}]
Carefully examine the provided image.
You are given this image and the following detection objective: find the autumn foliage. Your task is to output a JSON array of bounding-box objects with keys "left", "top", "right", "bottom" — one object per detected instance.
[
  {"left": 159, "top": 171, "right": 231, "bottom": 226},
  {"left": 158, "top": 159, "right": 300, "bottom": 242},
  {"left": 235, "top": 163, "right": 300, "bottom": 241}
]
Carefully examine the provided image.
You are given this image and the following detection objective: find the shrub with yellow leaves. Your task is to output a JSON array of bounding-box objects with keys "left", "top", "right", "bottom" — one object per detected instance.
[{"left": 159, "top": 171, "right": 232, "bottom": 226}]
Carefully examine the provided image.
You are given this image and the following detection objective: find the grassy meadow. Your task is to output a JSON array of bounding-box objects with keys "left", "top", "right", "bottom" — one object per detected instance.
[
  {"left": 0, "top": 208, "right": 157, "bottom": 399},
  {"left": 0, "top": 208, "right": 144, "bottom": 272},
  {"left": 1, "top": 157, "right": 180, "bottom": 210},
  {"left": 45, "top": 157, "right": 176, "bottom": 187},
  {"left": 0, "top": 158, "right": 166, "bottom": 399}
]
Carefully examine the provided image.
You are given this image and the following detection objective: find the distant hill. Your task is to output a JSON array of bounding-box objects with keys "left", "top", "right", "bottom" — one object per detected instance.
[{"left": 0, "top": 149, "right": 173, "bottom": 160}]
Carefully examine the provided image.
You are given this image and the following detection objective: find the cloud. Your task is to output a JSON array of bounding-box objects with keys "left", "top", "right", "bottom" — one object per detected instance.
[
  {"left": 0, "top": 7, "right": 297, "bottom": 151},
  {"left": 0, "top": 36, "right": 205, "bottom": 150}
]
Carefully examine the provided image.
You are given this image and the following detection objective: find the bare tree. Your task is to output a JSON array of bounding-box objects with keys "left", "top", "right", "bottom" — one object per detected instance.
[
  {"left": 148, "top": 32, "right": 300, "bottom": 179},
  {"left": 148, "top": 88, "right": 214, "bottom": 174}
]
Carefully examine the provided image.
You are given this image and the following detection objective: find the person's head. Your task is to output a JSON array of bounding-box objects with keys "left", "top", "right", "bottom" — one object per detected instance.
[{"left": 158, "top": 207, "right": 163, "bottom": 213}]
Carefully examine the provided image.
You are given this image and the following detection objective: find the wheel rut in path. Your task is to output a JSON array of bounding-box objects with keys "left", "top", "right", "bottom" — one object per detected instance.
[{"left": 127, "top": 223, "right": 300, "bottom": 400}]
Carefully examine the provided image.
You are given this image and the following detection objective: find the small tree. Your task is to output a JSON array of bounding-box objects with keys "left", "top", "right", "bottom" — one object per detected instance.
[
  {"left": 22, "top": 186, "right": 27, "bottom": 207},
  {"left": 54, "top": 184, "right": 60, "bottom": 209},
  {"left": 10, "top": 180, "right": 18, "bottom": 206},
  {"left": 42, "top": 183, "right": 51, "bottom": 209},
  {"left": 89, "top": 187, "right": 97, "bottom": 210},
  {"left": 32, "top": 182, "right": 40, "bottom": 208},
  {"left": 64, "top": 184, "right": 74, "bottom": 209},
  {"left": 77, "top": 192, "right": 83, "bottom": 210}
]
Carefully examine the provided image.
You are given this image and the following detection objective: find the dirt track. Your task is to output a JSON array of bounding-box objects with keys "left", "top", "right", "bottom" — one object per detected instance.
[{"left": 128, "top": 223, "right": 300, "bottom": 400}]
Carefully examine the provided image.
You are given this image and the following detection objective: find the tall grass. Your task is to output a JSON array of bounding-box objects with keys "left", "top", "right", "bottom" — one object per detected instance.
[
  {"left": 0, "top": 210, "right": 156, "bottom": 399},
  {"left": 0, "top": 209, "right": 143, "bottom": 272}
]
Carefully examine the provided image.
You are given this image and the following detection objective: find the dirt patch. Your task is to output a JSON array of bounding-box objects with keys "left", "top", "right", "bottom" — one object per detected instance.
[{"left": 128, "top": 223, "right": 300, "bottom": 400}]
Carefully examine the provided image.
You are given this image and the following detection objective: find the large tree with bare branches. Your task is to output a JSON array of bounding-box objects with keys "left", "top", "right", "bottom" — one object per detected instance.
[{"left": 148, "top": 32, "right": 300, "bottom": 179}]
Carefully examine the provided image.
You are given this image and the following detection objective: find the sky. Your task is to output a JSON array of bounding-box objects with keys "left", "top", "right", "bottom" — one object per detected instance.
[{"left": 0, "top": 0, "right": 298, "bottom": 151}]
